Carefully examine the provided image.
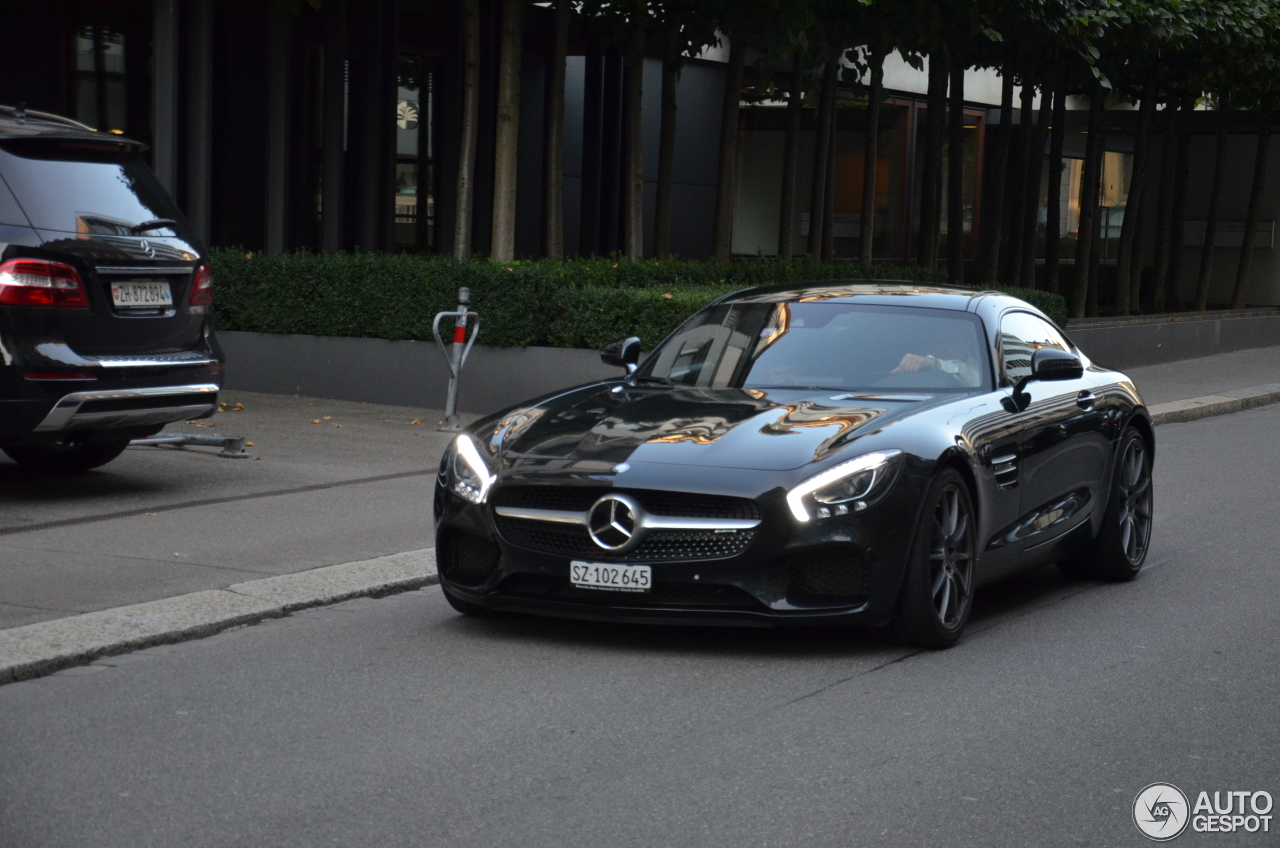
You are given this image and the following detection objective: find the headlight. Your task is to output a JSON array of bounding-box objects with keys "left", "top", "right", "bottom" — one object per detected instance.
[
  {"left": 786, "top": 450, "right": 904, "bottom": 522},
  {"left": 450, "top": 434, "right": 495, "bottom": 504}
]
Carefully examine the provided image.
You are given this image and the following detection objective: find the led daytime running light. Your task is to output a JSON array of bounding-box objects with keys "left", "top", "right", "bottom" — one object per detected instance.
[
  {"left": 786, "top": 450, "right": 903, "bottom": 522},
  {"left": 452, "top": 434, "right": 496, "bottom": 504}
]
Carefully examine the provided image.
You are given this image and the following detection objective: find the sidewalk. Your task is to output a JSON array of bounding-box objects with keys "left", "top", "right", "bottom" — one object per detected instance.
[
  {"left": 0, "top": 391, "right": 472, "bottom": 630},
  {"left": 1124, "top": 345, "right": 1280, "bottom": 405}
]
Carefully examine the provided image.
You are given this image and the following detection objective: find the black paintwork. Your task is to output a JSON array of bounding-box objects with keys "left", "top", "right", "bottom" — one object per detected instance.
[
  {"left": 0, "top": 110, "right": 222, "bottom": 444},
  {"left": 435, "top": 284, "right": 1153, "bottom": 628}
]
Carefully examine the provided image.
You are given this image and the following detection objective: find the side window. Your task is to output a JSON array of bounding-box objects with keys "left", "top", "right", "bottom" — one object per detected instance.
[{"left": 999, "top": 312, "right": 1071, "bottom": 385}]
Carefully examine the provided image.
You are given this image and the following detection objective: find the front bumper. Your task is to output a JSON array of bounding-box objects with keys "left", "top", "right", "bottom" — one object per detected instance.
[{"left": 434, "top": 476, "right": 924, "bottom": 628}]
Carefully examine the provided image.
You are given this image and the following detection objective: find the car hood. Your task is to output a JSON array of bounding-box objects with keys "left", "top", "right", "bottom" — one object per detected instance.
[{"left": 491, "top": 384, "right": 944, "bottom": 472}]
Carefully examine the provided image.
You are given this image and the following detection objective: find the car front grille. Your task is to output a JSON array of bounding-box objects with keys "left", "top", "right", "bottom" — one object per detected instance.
[
  {"left": 494, "top": 517, "right": 757, "bottom": 562},
  {"left": 498, "top": 574, "right": 763, "bottom": 609},
  {"left": 492, "top": 486, "right": 761, "bottom": 520},
  {"left": 491, "top": 485, "right": 761, "bottom": 562}
]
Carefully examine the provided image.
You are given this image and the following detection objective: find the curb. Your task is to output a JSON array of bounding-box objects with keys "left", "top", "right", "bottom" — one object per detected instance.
[
  {"left": 0, "top": 548, "right": 436, "bottom": 686},
  {"left": 1150, "top": 382, "right": 1280, "bottom": 425}
]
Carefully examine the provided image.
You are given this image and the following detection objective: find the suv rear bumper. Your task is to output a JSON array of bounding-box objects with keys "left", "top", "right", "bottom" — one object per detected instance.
[{"left": 33, "top": 382, "right": 219, "bottom": 432}]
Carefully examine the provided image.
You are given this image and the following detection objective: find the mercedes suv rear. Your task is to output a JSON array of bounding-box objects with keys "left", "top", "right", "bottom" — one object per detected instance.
[{"left": 0, "top": 106, "right": 222, "bottom": 472}]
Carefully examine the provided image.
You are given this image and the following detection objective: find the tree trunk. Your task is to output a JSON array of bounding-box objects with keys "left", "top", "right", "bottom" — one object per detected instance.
[
  {"left": 1194, "top": 104, "right": 1230, "bottom": 311},
  {"left": 947, "top": 58, "right": 965, "bottom": 284},
  {"left": 321, "top": 0, "right": 348, "bottom": 254},
  {"left": 542, "top": 0, "right": 570, "bottom": 260},
  {"left": 712, "top": 39, "right": 746, "bottom": 261},
  {"left": 654, "top": 25, "right": 680, "bottom": 258},
  {"left": 918, "top": 51, "right": 947, "bottom": 268},
  {"left": 1069, "top": 82, "right": 1103, "bottom": 319},
  {"left": 1043, "top": 68, "right": 1067, "bottom": 294},
  {"left": 1006, "top": 78, "right": 1036, "bottom": 285},
  {"left": 1020, "top": 78, "right": 1050, "bottom": 288},
  {"left": 979, "top": 50, "right": 1014, "bottom": 285},
  {"left": 622, "top": 28, "right": 645, "bottom": 261},
  {"left": 860, "top": 48, "right": 883, "bottom": 263},
  {"left": 490, "top": 0, "right": 523, "bottom": 262},
  {"left": 1151, "top": 105, "right": 1177, "bottom": 312},
  {"left": 1232, "top": 110, "right": 1272, "bottom": 309},
  {"left": 1164, "top": 88, "right": 1195, "bottom": 311},
  {"left": 1113, "top": 81, "right": 1156, "bottom": 315},
  {"left": 822, "top": 109, "right": 838, "bottom": 261},
  {"left": 452, "top": 0, "right": 479, "bottom": 260},
  {"left": 808, "top": 60, "right": 838, "bottom": 258},
  {"left": 777, "top": 54, "right": 803, "bottom": 259}
]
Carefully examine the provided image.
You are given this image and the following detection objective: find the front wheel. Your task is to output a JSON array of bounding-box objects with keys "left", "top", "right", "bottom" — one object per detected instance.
[
  {"left": 2, "top": 438, "right": 131, "bottom": 473},
  {"left": 892, "top": 468, "right": 976, "bottom": 649}
]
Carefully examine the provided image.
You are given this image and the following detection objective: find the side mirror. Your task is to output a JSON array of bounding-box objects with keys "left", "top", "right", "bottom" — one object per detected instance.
[
  {"left": 1009, "top": 348, "right": 1083, "bottom": 411},
  {"left": 1030, "top": 348, "right": 1083, "bottom": 382},
  {"left": 601, "top": 336, "right": 641, "bottom": 375}
]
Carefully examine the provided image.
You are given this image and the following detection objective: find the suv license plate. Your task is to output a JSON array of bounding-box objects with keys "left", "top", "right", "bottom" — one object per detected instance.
[
  {"left": 111, "top": 280, "right": 173, "bottom": 308},
  {"left": 570, "top": 561, "right": 651, "bottom": 593}
]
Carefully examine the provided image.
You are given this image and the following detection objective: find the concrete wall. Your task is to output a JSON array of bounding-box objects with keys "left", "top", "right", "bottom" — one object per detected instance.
[{"left": 218, "top": 331, "right": 622, "bottom": 416}]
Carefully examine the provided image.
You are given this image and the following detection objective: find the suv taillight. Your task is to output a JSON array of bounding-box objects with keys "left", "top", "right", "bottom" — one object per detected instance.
[
  {"left": 189, "top": 262, "right": 214, "bottom": 307},
  {"left": 0, "top": 259, "right": 89, "bottom": 308}
]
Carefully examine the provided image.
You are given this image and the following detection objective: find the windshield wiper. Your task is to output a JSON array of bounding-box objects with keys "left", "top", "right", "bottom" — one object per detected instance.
[
  {"left": 632, "top": 375, "right": 673, "bottom": 386},
  {"left": 130, "top": 219, "right": 179, "bottom": 235}
]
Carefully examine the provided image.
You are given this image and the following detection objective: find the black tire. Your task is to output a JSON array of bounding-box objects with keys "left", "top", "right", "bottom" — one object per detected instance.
[
  {"left": 441, "top": 585, "right": 496, "bottom": 617},
  {"left": 2, "top": 438, "right": 131, "bottom": 473},
  {"left": 1059, "top": 427, "right": 1153, "bottom": 582},
  {"left": 892, "top": 468, "right": 977, "bottom": 649}
]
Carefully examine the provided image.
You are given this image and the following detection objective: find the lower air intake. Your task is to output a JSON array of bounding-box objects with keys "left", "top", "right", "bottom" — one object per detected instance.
[
  {"left": 786, "top": 548, "right": 870, "bottom": 602},
  {"left": 438, "top": 530, "right": 501, "bottom": 588}
]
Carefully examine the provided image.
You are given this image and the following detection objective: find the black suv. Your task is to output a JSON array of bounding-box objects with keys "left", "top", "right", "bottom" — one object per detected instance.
[{"left": 0, "top": 106, "right": 222, "bottom": 472}]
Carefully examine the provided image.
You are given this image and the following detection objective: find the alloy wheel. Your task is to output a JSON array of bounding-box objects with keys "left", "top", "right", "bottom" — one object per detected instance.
[
  {"left": 1117, "top": 438, "right": 1153, "bottom": 565},
  {"left": 929, "top": 484, "right": 973, "bottom": 628}
]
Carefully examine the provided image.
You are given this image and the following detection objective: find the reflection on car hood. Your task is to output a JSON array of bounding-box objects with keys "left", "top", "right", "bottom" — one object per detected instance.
[{"left": 493, "top": 384, "right": 942, "bottom": 472}]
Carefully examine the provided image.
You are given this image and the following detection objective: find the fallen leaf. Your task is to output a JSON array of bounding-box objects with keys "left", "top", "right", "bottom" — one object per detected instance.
[
  {"left": 334, "top": 424, "right": 343, "bottom": 428},
  {"left": 195, "top": 422, "right": 216, "bottom": 428},
  {"left": 143, "top": 512, "right": 156, "bottom": 517},
  {"left": 323, "top": 416, "right": 332, "bottom": 420},
  {"left": 410, "top": 418, "right": 423, "bottom": 426},
  {"left": 662, "top": 293, "right": 673, "bottom": 299},
  {"left": 310, "top": 419, "right": 321, "bottom": 424},
  {"left": 254, "top": 456, "right": 261, "bottom": 461},
  {"left": 245, "top": 442, "right": 255, "bottom": 447}
]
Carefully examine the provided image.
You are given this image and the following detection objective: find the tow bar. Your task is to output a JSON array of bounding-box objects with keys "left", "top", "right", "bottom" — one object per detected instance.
[{"left": 130, "top": 432, "right": 250, "bottom": 458}]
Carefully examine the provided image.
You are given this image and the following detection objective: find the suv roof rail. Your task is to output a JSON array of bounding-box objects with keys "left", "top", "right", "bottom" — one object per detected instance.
[{"left": 0, "top": 104, "right": 96, "bottom": 133}]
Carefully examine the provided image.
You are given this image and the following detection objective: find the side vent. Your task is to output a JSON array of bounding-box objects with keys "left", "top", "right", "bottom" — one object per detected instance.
[{"left": 992, "top": 454, "right": 1018, "bottom": 490}]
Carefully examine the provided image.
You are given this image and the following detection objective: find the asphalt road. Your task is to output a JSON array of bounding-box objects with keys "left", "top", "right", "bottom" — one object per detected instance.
[{"left": 1, "top": 401, "right": 1278, "bottom": 846}]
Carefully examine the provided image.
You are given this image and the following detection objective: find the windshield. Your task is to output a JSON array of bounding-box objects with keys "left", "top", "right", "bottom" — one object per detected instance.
[
  {"left": 636, "top": 302, "right": 992, "bottom": 392},
  {"left": 0, "top": 140, "right": 186, "bottom": 236}
]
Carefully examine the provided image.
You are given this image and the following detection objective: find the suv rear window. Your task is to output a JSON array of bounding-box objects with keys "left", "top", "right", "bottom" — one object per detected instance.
[{"left": 0, "top": 139, "right": 186, "bottom": 236}]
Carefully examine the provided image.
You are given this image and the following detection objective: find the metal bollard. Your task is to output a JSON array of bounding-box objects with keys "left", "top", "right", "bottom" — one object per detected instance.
[{"left": 431, "top": 286, "right": 480, "bottom": 432}]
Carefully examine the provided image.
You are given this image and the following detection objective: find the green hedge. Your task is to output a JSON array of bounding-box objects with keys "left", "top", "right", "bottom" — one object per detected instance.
[{"left": 210, "top": 250, "right": 1068, "bottom": 350}]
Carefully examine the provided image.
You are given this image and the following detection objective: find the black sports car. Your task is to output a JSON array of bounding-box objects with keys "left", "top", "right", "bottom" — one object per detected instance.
[{"left": 433, "top": 284, "right": 1154, "bottom": 647}]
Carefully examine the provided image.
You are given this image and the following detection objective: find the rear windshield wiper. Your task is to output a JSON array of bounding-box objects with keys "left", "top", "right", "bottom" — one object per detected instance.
[{"left": 130, "top": 219, "right": 180, "bottom": 235}]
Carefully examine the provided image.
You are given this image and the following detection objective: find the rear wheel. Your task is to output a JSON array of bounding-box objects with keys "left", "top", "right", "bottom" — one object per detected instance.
[
  {"left": 2, "top": 438, "right": 131, "bottom": 473},
  {"left": 1060, "top": 428, "right": 1153, "bottom": 581},
  {"left": 892, "top": 468, "right": 976, "bottom": 649}
]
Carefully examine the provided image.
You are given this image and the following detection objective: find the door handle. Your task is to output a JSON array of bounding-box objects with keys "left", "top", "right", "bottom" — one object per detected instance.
[{"left": 1076, "top": 391, "right": 1096, "bottom": 411}]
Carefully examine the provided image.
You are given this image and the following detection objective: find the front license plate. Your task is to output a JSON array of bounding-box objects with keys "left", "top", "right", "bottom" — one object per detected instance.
[
  {"left": 570, "top": 561, "right": 652, "bottom": 593},
  {"left": 111, "top": 280, "right": 173, "bottom": 309}
]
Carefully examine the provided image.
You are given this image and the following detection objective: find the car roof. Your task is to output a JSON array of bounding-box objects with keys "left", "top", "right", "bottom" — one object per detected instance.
[
  {"left": 720, "top": 280, "right": 1009, "bottom": 312},
  {"left": 0, "top": 105, "right": 144, "bottom": 147}
]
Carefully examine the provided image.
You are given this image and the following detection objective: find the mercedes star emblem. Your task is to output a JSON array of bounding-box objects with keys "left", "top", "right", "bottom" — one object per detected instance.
[
  {"left": 587, "top": 494, "right": 641, "bottom": 551},
  {"left": 139, "top": 239, "right": 156, "bottom": 258}
]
